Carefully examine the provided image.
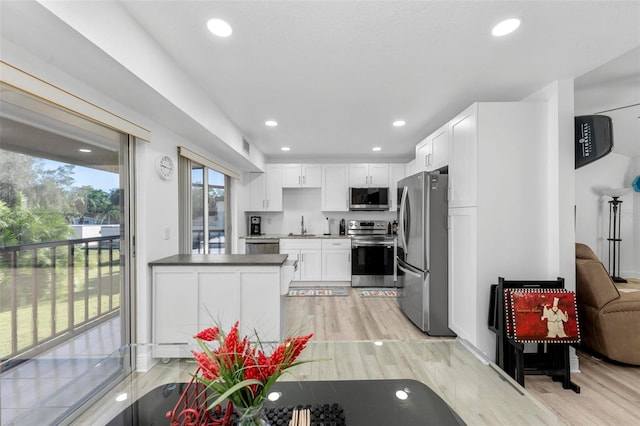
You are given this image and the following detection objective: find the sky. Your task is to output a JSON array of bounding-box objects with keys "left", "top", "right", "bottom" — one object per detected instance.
[{"left": 43, "top": 159, "right": 118, "bottom": 192}]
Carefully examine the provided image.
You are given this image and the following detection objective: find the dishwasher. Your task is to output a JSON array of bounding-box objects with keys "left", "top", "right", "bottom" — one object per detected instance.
[{"left": 245, "top": 238, "right": 280, "bottom": 254}]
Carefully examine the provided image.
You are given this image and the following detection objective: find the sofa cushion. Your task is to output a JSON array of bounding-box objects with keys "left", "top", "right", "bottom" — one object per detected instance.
[
  {"left": 576, "top": 259, "right": 620, "bottom": 308},
  {"left": 576, "top": 243, "right": 599, "bottom": 261}
]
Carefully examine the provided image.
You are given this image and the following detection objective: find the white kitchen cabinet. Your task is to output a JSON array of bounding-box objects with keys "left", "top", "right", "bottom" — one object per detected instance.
[
  {"left": 321, "top": 164, "right": 349, "bottom": 211},
  {"left": 430, "top": 125, "right": 449, "bottom": 171},
  {"left": 152, "top": 261, "right": 287, "bottom": 358},
  {"left": 448, "top": 107, "right": 477, "bottom": 208},
  {"left": 248, "top": 164, "right": 283, "bottom": 211},
  {"left": 280, "top": 239, "right": 322, "bottom": 281},
  {"left": 447, "top": 101, "right": 549, "bottom": 361},
  {"left": 321, "top": 239, "right": 351, "bottom": 281},
  {"left": 415, "top": 125, "right": 449, "bottom": 173},
  {"left": 281, "top": 164, "right": 321, "bottom": 188},
  {"left": 349, "top": 163, "right": 389, "bottom": 187},
  {"left": 388, "top": 164, "right": 405, "bottom": 211},
  {"left": 415, "top": 135, "right": 431, "bottom": 172},
  {"left": 448, "top": 207, "right": 477, "bottom": 344}
]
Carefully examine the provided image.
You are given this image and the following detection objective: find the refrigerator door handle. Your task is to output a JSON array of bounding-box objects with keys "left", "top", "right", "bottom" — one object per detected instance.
[
  {"left": 397, "top": 261, "right": 424, "bottom": 279},
  {"left": 399, "top": 185, "right": 409, "bottom": 254}
]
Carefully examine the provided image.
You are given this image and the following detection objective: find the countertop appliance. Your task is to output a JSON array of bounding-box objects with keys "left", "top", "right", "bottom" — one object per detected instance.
[
  {"left": 250, "top": 216, "right": 262, "bottom": 235},
  {"left": 245, "top": 238, "right": 279, "bottom": 254},
  {"left": 397, "top": 172, "right": 455, "bottom": 336},
  {"left": 349, "top": 187, "right": 389, "bottom": 211},
  {"left": 348, "top": 220, "right": 396, "bottom": 287}
]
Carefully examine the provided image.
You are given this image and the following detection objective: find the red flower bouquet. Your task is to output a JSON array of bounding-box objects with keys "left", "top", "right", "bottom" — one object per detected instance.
[{"left": 191, "top": 321, "right": 313, "bottom": 425}]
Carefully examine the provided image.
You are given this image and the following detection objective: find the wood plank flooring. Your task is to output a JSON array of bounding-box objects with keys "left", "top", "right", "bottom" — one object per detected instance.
[{"left": 285, "top": 287, "right": 640, "bottom": 425}]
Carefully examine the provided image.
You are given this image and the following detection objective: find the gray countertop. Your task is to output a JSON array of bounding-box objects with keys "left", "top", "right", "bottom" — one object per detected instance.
[
  {"left": 241, "top": 234, "right": 351, "bottom": 239},
  {"left": 149, "top": 254, "right": 289, "bottom": 266}
]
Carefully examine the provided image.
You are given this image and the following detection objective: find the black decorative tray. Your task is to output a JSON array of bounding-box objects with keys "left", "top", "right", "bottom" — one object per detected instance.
[{"left": 264, "top": 403, "right": 346, "bottom": 426}]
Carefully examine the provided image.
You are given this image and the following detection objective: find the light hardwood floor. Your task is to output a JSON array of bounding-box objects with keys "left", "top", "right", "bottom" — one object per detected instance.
[{"left": 285, "top": 288, "right": 640, "bottom": 425}]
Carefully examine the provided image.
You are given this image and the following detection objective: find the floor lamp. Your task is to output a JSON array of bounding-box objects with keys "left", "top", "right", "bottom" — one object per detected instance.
[{"left": 602, "top": 188, "right": 630, "bottom": 283}]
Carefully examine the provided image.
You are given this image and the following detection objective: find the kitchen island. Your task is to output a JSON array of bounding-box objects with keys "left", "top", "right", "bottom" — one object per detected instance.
[{"left": 149, "top": 254, "right": 295, "bottom": 359}]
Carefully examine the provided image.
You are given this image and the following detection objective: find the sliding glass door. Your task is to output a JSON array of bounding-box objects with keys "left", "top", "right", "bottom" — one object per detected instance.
[{"left": 0, "top": 84, "right": 133, "bottom": 424}]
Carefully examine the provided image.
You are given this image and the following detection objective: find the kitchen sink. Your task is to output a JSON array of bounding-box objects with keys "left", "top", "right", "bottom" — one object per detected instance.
[{"left": 287, "top": 233, "right": 316, "bottom": 237}]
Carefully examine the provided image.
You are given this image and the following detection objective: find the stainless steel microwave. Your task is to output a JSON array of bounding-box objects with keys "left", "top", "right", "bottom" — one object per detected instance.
[{"left": 349, "top": 187, "right": 389, "bottom": 211}]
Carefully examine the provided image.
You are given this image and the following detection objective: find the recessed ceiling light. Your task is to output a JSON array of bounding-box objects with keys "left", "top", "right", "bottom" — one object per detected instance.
[
  {"left": 79, "top": 148, "right": 92, "bottom": 153},
  {"left": 115, "top": 393, "right": 128, "bottom": 402},
  {"left": 393, "top": 120, "right": 406, "bottom": 127},
  {"left": 492, "top": 18, "right": 521, "bottom": 36},
  {"left": 207, "top": 18, "right": 232, "bottom": 38},
  {"left": 372, "top": 147, "right": 382, "bottom": 152},
  {"left": 281, "top": 147, "right": 290, "bottom": 151},
  {"left": 265, "top": 120, "right": 278, "bottom": 127}
]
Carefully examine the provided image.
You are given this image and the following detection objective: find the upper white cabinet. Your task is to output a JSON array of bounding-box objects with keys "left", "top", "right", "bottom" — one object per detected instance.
[
  {"left": 415, "top": 135, "right": 431, "bottom": 172},
  {"left": 429, "top": 125, "right": 449, "bottom": 171},
  {"left": 321, "top": 164, "right": 349, "bottom": 211},
  {"left": 415, "top": 124, "right": 449, "bottom": 173},
  {"left": 349, "top": 163, "right": 389, "bottom": 187},
  {"left": 448, "top": 107, "right": 477, "bottom": 208},
  {"left": 388, "top": 164, "right": 405, "bottom": 212},
  {"left": 282, "top": 164, "right": 321, "bottom": 188},
  {"left": 248, "top": 164, "right": 283, "bottom": 211}
]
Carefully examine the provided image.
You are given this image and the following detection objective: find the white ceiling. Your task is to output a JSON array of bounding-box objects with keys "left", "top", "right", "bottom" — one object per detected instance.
[{"left": 2, "top": 1, "right": 639, "bottom": 163}]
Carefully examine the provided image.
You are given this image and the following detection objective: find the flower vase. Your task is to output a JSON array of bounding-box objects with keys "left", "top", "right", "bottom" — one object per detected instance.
[{"left": 235, "top": 403, "right": 269, "bottom": 426}]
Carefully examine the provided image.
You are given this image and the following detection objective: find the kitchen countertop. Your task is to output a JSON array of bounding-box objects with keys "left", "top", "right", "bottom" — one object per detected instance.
[
  {"left": 149, "top": 254, "right": 288, "bottom": 266},
  {"left": 241, "top": 234, "right": 351, "bottom": 239}
]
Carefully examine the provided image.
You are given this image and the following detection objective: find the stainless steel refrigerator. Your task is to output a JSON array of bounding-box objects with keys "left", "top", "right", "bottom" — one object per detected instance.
[{"left": 396, "top": 171, "right": 455, "bottom": 336}]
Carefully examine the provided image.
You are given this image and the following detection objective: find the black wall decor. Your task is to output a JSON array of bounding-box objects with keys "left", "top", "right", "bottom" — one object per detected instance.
[{"left": 575, "top": 115, "right": 613, "bottom": 168}]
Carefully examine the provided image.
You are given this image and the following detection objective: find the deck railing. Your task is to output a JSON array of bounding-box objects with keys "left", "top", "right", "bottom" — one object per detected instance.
[{"left": 0, "top": 236, "right": 121, "bottom": 367}]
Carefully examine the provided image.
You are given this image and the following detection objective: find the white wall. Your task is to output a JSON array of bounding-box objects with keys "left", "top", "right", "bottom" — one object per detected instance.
[
  {"left": 523, "top": 80, "right": 576, "bottom": 290},
  {"left": 575, "top": 153, "right": 637, "bottom": 277}
]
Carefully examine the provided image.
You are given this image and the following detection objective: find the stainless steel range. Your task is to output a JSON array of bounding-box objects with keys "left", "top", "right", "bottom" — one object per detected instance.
[{"left": 348, "top": 220, "right": 396, "bottom": 287}]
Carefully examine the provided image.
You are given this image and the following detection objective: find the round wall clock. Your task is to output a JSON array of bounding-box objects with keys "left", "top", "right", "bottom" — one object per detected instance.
[{"left": 155, "top": 154, "right": 175, "bottom": 180}]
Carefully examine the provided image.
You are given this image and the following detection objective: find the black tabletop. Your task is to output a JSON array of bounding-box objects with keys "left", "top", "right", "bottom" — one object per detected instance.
[{"left": 106, "top": 379, "right": 465, "bottom": 426}]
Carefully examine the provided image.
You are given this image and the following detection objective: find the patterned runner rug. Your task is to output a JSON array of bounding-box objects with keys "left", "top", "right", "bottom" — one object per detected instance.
[
  {"left": 357, "top": 288, "right": 398, "bottom": 298},
  {"left": 287, "top": 287, "right": 349, "bottom": 297}
]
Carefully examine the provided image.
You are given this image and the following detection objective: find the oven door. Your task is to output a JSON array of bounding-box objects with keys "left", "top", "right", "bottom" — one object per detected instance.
[{"left": 351, "top": 240, "right": 395, "bottom": 287}]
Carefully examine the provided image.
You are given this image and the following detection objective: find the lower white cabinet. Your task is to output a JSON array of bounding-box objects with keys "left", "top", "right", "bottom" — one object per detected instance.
[
  {"left": 281, "top": 238, "right": 351, "bottom": 282},
  {"left": 321, "top": 239, "right": 351, "bottom": 281},
  {"left": 280, "top": 239, "right": 322, "bottom": 281},
  {"left": 152, "top": 265, "right": 282, "bottom": 358},
  {"left": 448, "top": 207, "right": 477, "bottom": 344}
]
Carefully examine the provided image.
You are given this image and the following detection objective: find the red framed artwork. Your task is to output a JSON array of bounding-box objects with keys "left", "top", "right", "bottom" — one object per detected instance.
[{"left": 506, "top": 289, "right": 581, "bottom": 343}]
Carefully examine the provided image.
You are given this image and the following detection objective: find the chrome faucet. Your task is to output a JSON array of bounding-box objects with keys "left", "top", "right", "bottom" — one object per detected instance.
[{"left": 301, "top": 216, "right": 306, "bottom": 234}]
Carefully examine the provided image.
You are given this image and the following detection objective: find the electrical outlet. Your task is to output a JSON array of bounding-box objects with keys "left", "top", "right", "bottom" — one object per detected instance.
[
  {"left": 267, "top": 218, "right": 272, "bottom": 224},
  {"left": 164, "top": 227, "right": 170, "bottom": 240}
]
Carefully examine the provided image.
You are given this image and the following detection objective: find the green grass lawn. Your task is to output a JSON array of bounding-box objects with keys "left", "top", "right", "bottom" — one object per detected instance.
[
  {"left": 0, "top": 292, "right": 121, "bottom": 358},
  {"left": 1, "top": 248, "right": 122, "bottom": 360}
]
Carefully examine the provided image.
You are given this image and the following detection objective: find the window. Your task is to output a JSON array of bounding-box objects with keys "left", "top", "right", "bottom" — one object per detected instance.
[{"left": 178, "top": 148, "right": 235, "bottom": 255}]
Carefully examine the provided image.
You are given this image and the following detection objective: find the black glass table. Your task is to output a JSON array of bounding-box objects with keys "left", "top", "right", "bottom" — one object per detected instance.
[{"left": 107, "top": 379, "right": 465, "bottom": 425}]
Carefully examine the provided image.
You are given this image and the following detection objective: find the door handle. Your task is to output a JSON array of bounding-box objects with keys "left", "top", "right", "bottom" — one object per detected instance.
[{"left": 398, "top": 263, "right": 422, "bottom": 279}]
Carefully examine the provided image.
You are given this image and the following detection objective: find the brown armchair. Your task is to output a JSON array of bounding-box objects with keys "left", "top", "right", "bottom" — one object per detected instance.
[{"left": 575, "top": 243, "right": 640, "bottom": 365}]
